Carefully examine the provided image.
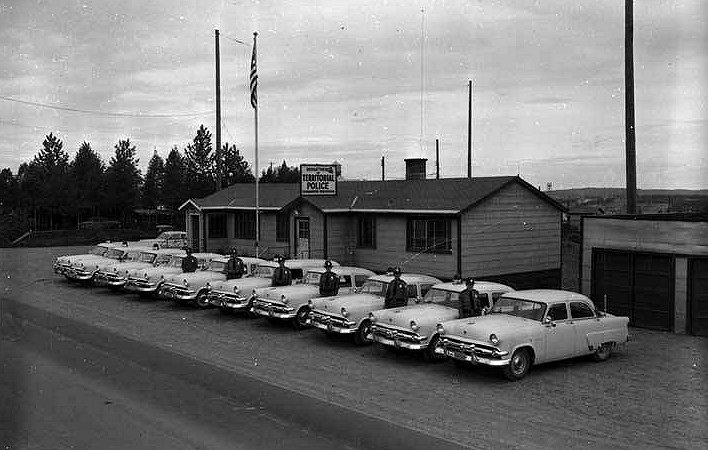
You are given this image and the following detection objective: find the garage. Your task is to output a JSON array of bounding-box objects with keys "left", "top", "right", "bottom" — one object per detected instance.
[
  {"left": 591, "top": 249, "right": 674, "bottom": 331},
  {"left": 688, "top": 258, "right": 708, "bottom": 337}
]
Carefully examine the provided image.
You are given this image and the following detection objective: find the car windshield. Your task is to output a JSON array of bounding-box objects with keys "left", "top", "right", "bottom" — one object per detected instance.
[
  {"left": 105, "top": 249, "right": 126, "bottom": 259},
  {"left": 90, "top": 246, "right": 108, "bottom": 255},
  {"left": 209, "top": 261, "right": 226, "bottom": 272},
  {"left": 138, "top": 252, "right": 157, "bottom": 263},
  {"left": 124, "top": 251, "right": 142, "bottom": 261},
  {"left": 253, "top": 267, "right": 274, "bottom": 278},
  {"left": 423, "top": 288, "right": 460, "bottom": 307},
  {"left": 303, "top": 271, "right": 323, "bottom": 285},
  {"left": 359, "top": 280, "right": 387, "bottom": 296},
  {"left": 169, "top": 256, "right": 184, "bottom": 268},
  {"left": 490, "top": 297, "right": 546, "bottom": 321},
  {"left": 154, "top": 254, "right": 173, "bottom": 265}
]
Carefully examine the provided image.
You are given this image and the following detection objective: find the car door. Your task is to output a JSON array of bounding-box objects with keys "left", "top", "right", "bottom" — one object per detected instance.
[
  {"left": 569, "top": 301, "right": 601, "bottom": 356},
  {"left": 543, "top": 303, "right": 576, "bottom": 361}
]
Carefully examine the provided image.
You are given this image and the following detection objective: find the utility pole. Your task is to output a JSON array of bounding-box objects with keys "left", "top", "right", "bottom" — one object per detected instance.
[
  {"left": 625, "top": 0, "right": 637, "bottom": 214},
  {"left": 381, "top": 156, "right": 385, "bottom": 181},
  {"left": 467, "top": 79, "right": 473, "bottom": 178},
  {"left": 215, "top": 29, "right": 222, "bottom": 190}
]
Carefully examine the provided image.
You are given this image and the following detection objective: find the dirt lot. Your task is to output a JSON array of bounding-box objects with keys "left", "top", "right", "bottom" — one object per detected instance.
[{"left": 1, "top": 246, "right": 707, "bottom": 449}]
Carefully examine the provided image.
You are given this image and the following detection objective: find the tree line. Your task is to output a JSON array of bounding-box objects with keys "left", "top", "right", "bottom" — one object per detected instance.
[{"left": 0, "top": 125, "right": 300, "bottom": 232}]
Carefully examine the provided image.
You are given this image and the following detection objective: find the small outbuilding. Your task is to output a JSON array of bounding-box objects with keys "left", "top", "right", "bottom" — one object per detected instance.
[
  {"left": 581, "top": 214, "right": 708, "bottom": 336},
  {"left": 180, "top": 166, "right": 565, "bottom": 290}
]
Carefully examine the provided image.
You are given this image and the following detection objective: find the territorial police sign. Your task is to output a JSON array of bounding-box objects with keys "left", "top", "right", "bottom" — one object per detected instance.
[{"left": 300, "top": 164, "right": 337, "bottom": 196}]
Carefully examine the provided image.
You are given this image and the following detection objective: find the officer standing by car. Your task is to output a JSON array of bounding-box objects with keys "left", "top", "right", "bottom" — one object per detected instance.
[
  {"left": 459, "top": 278, "right": 482, "bottom": 317},
  {"left": 225, "top": 247, "right": 246, "bottom": 280},
  {"left": 272, "top": 257, "right": 292, "bottom": 287},
  {"left": 181, "top": 247, "right": 198, "bottom": 273},
  {"left": 319, "top": 260, "right": 340, "bottom": 296},
  {"left": 384, "top": 267, "right": 407, "bottom": 308}
]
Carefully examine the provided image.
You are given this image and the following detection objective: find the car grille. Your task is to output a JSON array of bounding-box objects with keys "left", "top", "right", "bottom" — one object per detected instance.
[
  {"left": 371, "top": 324, "right": 423, "bottom": 343},
  {"left": 441, "top": 336, "right": 500, "bottom": 358},
  {"left": 310, "top": 311, "right": 352, "bottom": 328}
]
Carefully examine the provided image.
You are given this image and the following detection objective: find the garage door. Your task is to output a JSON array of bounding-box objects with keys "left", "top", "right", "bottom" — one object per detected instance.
[
  {"left": 689, "top": 258, "right": 708, "bottom": 337},
  {"left": 592, "top": 249, "right": 674, "bottom": 331}
]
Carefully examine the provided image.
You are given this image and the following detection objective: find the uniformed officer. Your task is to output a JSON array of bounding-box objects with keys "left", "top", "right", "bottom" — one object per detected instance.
[
  {"left": 384, "top": 267, "right": 408, "bottom": 308},
  {"left": 272, "top": 257, "right": 292, "bottom": 287},
  {"left": 319, "top": 260, "right": 340, "bottom": 296},
  {"left": 181, "top": 247, "right": 198, "bottom": 273},
  {"left": 225, "top": 247, "right": 246, "bottom": 280},
  {"left": 459, "top": 278, "right": 482, "bottom": 317}
]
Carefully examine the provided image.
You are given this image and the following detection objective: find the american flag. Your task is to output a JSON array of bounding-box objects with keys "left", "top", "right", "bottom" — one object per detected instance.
[{"left": 250, "top": 33, "right": 258, "bottom": 109}]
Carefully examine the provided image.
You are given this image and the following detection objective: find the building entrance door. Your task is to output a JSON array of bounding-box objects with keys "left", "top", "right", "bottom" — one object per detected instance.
[
  {"left": 296, "top": 218, "right": 310, "bottom": 259},
  {"left": 190, "top": 215, "right": 200, "bottom": 251}
]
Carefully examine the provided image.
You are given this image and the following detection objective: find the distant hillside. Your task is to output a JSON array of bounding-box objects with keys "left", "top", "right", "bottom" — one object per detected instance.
[
  {"left": 548, "top": 188, "right": 708, "bottom": 200},
  {"left": 547, "top": 187, "right": 708, "bottom": 215}
]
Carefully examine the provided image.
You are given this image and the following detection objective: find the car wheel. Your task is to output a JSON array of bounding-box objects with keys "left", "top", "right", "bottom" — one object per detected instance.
[
  {"left": 195, "top": 291, "right": 211, "bottom": 309},
  {"left": 353, "top": 320, "right": 372, "bottom": 346},
  {"left": 593, "top": 343, "right": 613, "bottom": 362},
  {"left": 502, "top": 348, "right": 532, "bottom": 381},
  {"left": 423, "top": 335, "right": 447, "bottom": 363},
  {"left": 292, "top": 306, "right": 310, "bottom": 330}
]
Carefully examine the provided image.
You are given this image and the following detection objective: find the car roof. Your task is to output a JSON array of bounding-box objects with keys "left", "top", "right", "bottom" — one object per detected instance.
[
  {"left": 306, "top": 266, "right": 376, "bottom": 276},
  {"left": 369, "top": 274, "right": 442, "bottom": 284},
  {"left": 501, "top": 289, "right": 592, "bottom": 304},
  {"left": 259, "top": 259, "right": 338, "bottom": 269},
  {"left": 431, "top": 280, "right": 515, "bottom": 293}
]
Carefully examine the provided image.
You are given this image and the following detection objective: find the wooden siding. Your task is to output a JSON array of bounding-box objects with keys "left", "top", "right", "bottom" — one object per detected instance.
[
  {"left": 351, "top": 215, "right": 456, "bottom": 278},
  {"left": 581, "top": 218, "right": 708, "bottom": 295},
  {"left": 675, "top": 257, "right": 688, "bottom": 333},
  {"left": 461, "top": 182, "right": 561, "bottom": 279},
  {"left": 326, "top": 215, "right": 356, "bottom": 265}
]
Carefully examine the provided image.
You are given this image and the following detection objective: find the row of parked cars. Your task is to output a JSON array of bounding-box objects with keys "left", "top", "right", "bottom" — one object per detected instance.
[{"left": 53, "top": 240, "right": 630, "bottom": 381}]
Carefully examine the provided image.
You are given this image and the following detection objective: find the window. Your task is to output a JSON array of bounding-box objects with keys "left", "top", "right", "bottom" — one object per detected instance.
[
  {"left": 276, "top": 213, "right": 289, "bottom": 242},
  {"left": 234, "top": 211, "right": 256, "bottom": 239},
  {"left": 477, "top": 293, "right": 490, "bottom": 309},
  {"left": 570, "top": 302, "right": 595, "bottom": 319},
  {"left": 357, "top": 216, "right": 376, "bottom": 248},
  {"left": 339, "top": 275, "right": 352, "bottom": 287},
  {"left": 420, "top": 283, "right": 435, "bottom": 297},
  {"left": 406, "top": 218, "right": 452, "bottom": 253},
  {"left": 547, "top": 303, "right": 568, "bottom": 321},
  {"left": 208, "top": 213, "right": 227, "bottom": 238},
  {"left": 353, "top": 274, "right": 369, "bottom": 287},
  {"left": 406, "top": 284, "right": 419, "bottom": 299}
]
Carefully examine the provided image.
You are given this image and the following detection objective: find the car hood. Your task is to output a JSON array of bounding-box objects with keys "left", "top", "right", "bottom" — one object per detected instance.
[
  {"left": 211, "top": 277, "right": 272, "bottom": 293},
  {"left": 373, "top": 304, "right": 457, "bottom": 328},
  {"left": 165, "top": 271, "right": 225, "bottom": 285},
  {"left": 65, "top": 255, "right": 107, "bottom": 266},
  {"left": 258, "top": 284, "right": 319, "bottom": 301},
  {"left": 96, "top": 260, "right": 145, "bottom": 272},
  {"left": 132, "top": 266, "right": 180, "bottom": 279},
  {"left": 313, "top": 293, "right": 382, "bottom": 317},
  {"left": 441, "top": 314, "right": 538, "bottom": 341}
]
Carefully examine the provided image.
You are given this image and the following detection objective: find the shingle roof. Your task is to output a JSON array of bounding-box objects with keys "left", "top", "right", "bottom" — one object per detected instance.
[{"left": 180, "top": 176, "right": 564, "bottom": 214}]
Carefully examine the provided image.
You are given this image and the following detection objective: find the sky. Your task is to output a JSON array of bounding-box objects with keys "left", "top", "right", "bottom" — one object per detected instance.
[{"left": 0, "top": 0, "right": 705, "bottom": 190}]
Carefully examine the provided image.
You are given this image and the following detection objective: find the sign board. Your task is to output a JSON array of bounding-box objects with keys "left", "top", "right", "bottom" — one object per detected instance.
[{"left": 300, "top": 164, "right": 337, "bottom": 196}]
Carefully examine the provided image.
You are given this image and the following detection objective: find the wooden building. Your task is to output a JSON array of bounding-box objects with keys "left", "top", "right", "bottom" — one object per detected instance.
[
  {"left": 179, "top": 172, "right": 565, "bottom": 289},
  {"left": 581, "top": 214, "right": 708, "bottom": 336}
]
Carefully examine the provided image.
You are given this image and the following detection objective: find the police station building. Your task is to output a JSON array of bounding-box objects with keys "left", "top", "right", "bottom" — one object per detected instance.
[{"left": 179, "top": 160, "right": 565, "bottom": 288}]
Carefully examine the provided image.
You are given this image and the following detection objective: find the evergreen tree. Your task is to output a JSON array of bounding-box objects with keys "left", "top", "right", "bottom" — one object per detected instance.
[
  {"left": 0, "top": 167, "right": 17, "bottom": 211},
  {"left": 259, "top": 160, "right": 300, "bottom": 183},
  {"left": 105, "top": 139, "right": 142, "bottom": 223},
  {"left": 70, "top": 141, "right": 105, "bottom": 220},
  {"left": 184, "top": 124, "right": 215, "bottom": 198},
  {"left": 142, "top": 150, "right": 165, "bottom": 208},
  {"left": 162, "top": 146, "right": 186, "bottom": 211},
  {"left": 30, "top": 133, "right": 71, "bottom": 228},
  {"left": 218, "top": 143, "right": 255, "bottom": 187}
]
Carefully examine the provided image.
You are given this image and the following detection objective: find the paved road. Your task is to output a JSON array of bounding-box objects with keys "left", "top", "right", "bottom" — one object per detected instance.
[{"left": 1, "top": 247, "right": 707, "bottom": 449}]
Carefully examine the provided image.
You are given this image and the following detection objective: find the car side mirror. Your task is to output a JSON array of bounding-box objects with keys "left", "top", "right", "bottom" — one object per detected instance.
[
  {"left": 543, "top": 316, "right": 555, "bottom": 327},
  {"left": 414, "top": 297, "right": 422, "bottom": 304}
]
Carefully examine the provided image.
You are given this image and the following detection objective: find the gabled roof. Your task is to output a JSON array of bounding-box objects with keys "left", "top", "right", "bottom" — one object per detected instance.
[{"left": 179, "top": 176, "right": 565, "bottom": 214}]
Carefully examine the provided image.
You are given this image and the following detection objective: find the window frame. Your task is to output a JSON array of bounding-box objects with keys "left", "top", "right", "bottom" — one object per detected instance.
[
  {"left": 234, "top": 211, "right": 256, "bottom": 240},
  {"left": 208, "top": 213, "right": 227, "bottom": 239},
  {"left": 356, "top": 215, "right": 376, "bottom": 249},
  {"left": 406, "top": 217, "right": 453, "bottom": 254},
  {"left": 570, "top": 301, "right": 595, "bottom": 319},
  {"left": 547, "top": 303, "right": 569, "bottom": 321},
  {"left": 275, "top": 212, "right": 289, "bottom": 243}
]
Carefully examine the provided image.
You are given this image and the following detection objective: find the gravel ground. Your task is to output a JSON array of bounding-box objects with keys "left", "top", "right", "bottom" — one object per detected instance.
[{"left": 1, "top": 246, "right": 707, "bottom": 449}]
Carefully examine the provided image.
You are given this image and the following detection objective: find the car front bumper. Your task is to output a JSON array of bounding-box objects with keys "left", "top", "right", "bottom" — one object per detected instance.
[
  {"left": 206, "top": 291, "right": 253, "bottom": 310},
  {"left": 309, "top": 311, "right": 357, "bottom": 334},
  {"left": 92, "top": 271, "right": 127, "bottom": 288},
  {"left": 157, "top": 284, "right": 198, "bottom": 301},
  {"left": 440, "top": 337, "right": 510, "bottom": 366},
  {"left": 251, "top": 300, "right": 295, "bottom": 319},
  {"left": 124, "top": 279, "right": 159, "bottom": 293},
  {"left": 370, "top": 325, "right": 427, "bottom": 350},
  {"left": 65, "top": 267, "right": 95, "bottom": 281}
]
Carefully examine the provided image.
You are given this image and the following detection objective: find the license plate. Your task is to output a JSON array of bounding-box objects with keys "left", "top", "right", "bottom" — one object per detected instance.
[{"left": 446, "top": 350, "right": 465, "bottom": 360}]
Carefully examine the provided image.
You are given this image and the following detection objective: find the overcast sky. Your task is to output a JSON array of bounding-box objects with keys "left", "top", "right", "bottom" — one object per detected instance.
[{"left": 1, "top": 0, "right": 705, "bottom": 189}]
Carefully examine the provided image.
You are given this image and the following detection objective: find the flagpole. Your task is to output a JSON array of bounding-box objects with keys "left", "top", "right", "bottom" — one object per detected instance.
[{"left": 251, "top": 31, "right": 260, "bottom": 258}]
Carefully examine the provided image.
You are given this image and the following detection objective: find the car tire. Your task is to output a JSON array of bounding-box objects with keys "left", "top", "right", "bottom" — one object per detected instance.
[
  {"left": 502, "top": 348, "right": 532, "bottom": 381},
  {"left": 195, "top": 290, "right": 211, "bottom": 309},
  {"left": 353, "top": 320, "right": 372, "bottom": 346},
  {"left": 292, "top": 306, "right": 310, "bottom": 330},
  {"left": 592, "top": 343, "right": 613, "bottom": 362},
  {"left": 423, "top": 335, "right": 447, "bottom": 363}
]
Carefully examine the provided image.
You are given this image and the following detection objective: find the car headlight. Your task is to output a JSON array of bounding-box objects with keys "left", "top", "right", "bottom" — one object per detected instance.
[
  {"left": 233, "top": 285, "right": 239, "bottom": 293},
  {"left": 410, "top": 320, "right": 420, "bottom": 332},
  {"left": 489, "top": 333, "right": 500, "bottom": 345},
  {"left": 307, "top": 299, "right": 313, "bottom": 308},
  {"left": 143, "top": 272, "right": 148, "bottom": 278},
  {"left": 206, "top": 281, "right": 211, "bottom": 288},
  {"left": 281, "top": 294, "right": 289, "bottom": 305},
  {"left": 368, "top": 312, "right": 376, "bottom": 323},
  {"left": 183, "top": 279, "right": 189, "bottom": 287},
  {"left": 436, "top": 324, "right": 445, "bottom": 335},
  {"left": 341, "top": 307, "right": 349, "bottom": 318}
]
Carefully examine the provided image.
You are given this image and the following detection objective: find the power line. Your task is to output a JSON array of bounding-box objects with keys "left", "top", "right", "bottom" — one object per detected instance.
[{"left": 0, "top": 95, "right": 214, "bottom": 118}]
